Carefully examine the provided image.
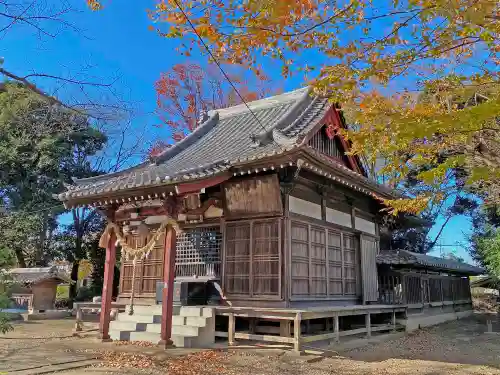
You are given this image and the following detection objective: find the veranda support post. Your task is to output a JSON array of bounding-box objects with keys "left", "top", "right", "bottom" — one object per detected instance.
[
  {"left": 99, "top": 231, "right": 117, "bottom": 341},
  {"left": 160, "top": 225, "right": 177, "bottom": 347}
]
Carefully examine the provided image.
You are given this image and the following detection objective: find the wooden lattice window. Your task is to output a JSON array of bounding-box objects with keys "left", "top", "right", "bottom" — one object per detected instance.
[
  {"left": 291, "top": 220, "right": 360, "bottom": 298},
  {"left": 175, "top": 226, "right": 222, "bottom": 279},
  {"left": 343, "top": 234, "right": 359, "bottom": 295},
  {"left": 224, "top": 218, "right": 281, "bottom": 298},
  {"left": 422, "top": 278, "right": 430, "bottom": 303},
  {"left": 429, "top": 278, "right": 442, "bottom": 302},
  {"left": 310, "top": 226, "right": 327, "bottom": 296},
  {"left": 308, "top": 128, "right": 343, "bottom": 158}
]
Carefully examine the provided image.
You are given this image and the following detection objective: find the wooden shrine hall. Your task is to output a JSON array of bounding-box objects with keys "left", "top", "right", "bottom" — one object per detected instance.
[{"left": 57, "top": 88, "right": 478, "bottom": 349}]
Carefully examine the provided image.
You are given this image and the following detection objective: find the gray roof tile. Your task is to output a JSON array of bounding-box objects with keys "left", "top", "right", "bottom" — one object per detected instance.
[
  {"left": 377, "top": 250, "right": 484, "bottom": 275},
  {"left": 7, "top": 266, "right": 72, "bottom": 284}
]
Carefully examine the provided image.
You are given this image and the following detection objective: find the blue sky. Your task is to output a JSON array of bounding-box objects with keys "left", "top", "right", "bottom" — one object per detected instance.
[{"left": 0, "top": 1, "right": 475, "bottom": 263}]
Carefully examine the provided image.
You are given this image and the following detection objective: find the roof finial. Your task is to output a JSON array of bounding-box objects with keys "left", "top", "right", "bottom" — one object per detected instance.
[{"left": 198, "top": 110, "right": 209, "bottom": 124}]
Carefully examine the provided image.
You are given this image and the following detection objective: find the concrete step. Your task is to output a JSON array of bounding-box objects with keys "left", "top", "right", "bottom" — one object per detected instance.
[
  {"left": 110, "top": 329, "right": 132, "bottom": 341},
  {"left": 116, "top": 313, "right": 161, "bottom": 323},
  {"left": 111, "top": 329, "right": 198, "bottom": 348},
  {"left": 171, "top": 334, "right": 196, "bottom": 348},
  {"left": 121, "top": 305, "right": 213, "bottom": 318},
  {"left": 179, "top": 306, "right": 213, "bottom": 318},
  {"left": 129, "top": 304, "right": 163, "bottom": 315},
  {"left": 110, "top": 321, "right": 147, "bottom": 331},
  {"left": 172, "top": 316, "right": 207, "bottom": 327},
  {"left": 146, "top": 323, "right": 199, "bottom": 336}
]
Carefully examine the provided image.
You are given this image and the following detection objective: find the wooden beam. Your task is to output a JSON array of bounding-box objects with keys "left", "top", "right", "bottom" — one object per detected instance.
[
  {"left": 234, "top": 332, "right": 294, "bottom": 344},
  {"left": 175, "top": 172, "right": 231, "bottom": 195},
  {"left": 159, "top": 225, "right": 177, "bottom": 347},
  {"left": 99, "top": 230, "right": 117, "bottom": 341}
]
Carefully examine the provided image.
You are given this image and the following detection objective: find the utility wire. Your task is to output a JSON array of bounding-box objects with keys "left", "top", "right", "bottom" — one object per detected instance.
[{"left": 171, "top": 0, "right": 298, "bottom": 163}]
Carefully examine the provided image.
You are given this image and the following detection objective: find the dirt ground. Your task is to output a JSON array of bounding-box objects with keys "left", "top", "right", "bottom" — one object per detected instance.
[{"left": 2, "top": 315, "right": 500, "bottom": 375}]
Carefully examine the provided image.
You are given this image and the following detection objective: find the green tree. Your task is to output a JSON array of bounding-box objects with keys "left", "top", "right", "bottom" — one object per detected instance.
[
  {"left": 0, "top": 82, "right": 107, "bottom": 267},
  {"left": 470, "top": 204, "right": 500, "bottom": 275},
  {"left": 0, "top": 271, "right": 13, "bottom": 334},
  {"left": 51, "top": 212, "right": 106, "bottom": 301}
]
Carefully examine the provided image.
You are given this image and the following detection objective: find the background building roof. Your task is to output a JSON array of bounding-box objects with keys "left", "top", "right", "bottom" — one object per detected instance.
[
  {"left": 377, "top": 249, "right": 484, "bottom": 275},
  {"left": 7, "top": 266, "right": 72, "bottom": 285}
]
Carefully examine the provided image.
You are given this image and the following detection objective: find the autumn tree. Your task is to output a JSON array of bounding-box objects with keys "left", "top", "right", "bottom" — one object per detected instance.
[
  {"left": 150, "top": 62, "right": 272, "bottom": 155},
  {"left": 141, "top": 0, "right": 499, "bottom": 210}
]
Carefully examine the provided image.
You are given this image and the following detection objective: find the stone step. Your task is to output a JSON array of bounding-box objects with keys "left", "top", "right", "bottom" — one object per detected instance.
[
  {"left": 110, "top": 329, "right": 197, "bottom": 348},
  {"left": 110, "top": 329, "right": 133, "bottom": 341},
  {"left": 129, "top": 304, "right": 163, "bottom": 315},
  {"left": 110, "top": 321, "right": 147, "bottom": 332},
  {"left": 172, "top": 316, "right": 208, "bottom": 327},
  {"left": 146, "top": 323, "right": 200, "bottom": 336},
  {"left": 123, "top": 305, "right": 213, "bottom": 318},
  {"left": 179, "top": 306, "right": 213, "bottom": 318},
  {"left": 116, "top": 313, "right": 161, "bottom": 323}
]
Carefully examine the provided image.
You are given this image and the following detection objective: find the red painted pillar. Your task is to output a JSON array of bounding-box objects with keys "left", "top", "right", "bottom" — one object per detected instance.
[
  {"left": 160, "top": 224, "right": 177, "bottom": 347},
  {"left": 99, "top": 230, "right": 117, "bottom": 341}
]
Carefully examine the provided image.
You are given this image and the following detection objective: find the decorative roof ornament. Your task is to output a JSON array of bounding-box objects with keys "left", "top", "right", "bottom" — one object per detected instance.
[{"left": 198, "top": 110, "right": 209, "bottom": 125}]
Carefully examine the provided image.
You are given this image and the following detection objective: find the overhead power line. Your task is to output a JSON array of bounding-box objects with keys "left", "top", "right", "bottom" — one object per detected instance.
[{"left": 170, "top": 0, "right": 297, "bottom": 162}]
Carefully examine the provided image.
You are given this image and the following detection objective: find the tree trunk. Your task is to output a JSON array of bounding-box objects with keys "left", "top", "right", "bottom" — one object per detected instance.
[
  {"left": 14, "top": 249, "right": 26, "bottom": 268},
  {"left": 69, "top": 260, "right": 79, "bottom": 302}
]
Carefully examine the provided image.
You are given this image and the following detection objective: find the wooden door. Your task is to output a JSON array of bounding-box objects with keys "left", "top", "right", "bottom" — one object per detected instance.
[{"left": 360, "top": 235, "right": 378, "bottom": 303}]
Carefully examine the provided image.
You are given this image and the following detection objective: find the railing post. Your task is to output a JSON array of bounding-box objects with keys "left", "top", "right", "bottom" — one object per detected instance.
[
  {"left": 366, "top": 313, "right": 371, "bottom": 338},
  {"left": 392, "top": 310, "right": 397, "bottom": 332},
  {"left": 402, "top": 274, "right": 408, "bottom": 305},
  {"left": 228, "top": 313, "right": 235, "bottom": 346},
  {"left": 294, "top": 312, "right": 302, "bottom": 353},
  {"left": 74, "top": 304, "right": 83, "bottom": 333},
  {"left": 334, "top": 314, "right": 340, "bottom": 343}
]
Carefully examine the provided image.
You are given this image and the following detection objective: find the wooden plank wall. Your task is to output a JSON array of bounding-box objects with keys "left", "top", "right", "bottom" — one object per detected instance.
[
  {"left": 120, "top": 230, "right": 165, "bottom": 297},
  {"left": 223, "top": 174, "right": 283, "bottom": 220}
]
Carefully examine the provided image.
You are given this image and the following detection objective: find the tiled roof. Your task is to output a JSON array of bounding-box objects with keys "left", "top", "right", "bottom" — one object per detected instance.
[
  {"left": 57, "top": 88, "right": 391, "bottom": 203},
  {"left": 470, "top": 275, "right": 496, "bottom": 288},
  {"left": 7, "top": 266, "right": 72, "bottom": 285},
  {"left": 377, "top": 250, "right": 484, "bottom": 275}
]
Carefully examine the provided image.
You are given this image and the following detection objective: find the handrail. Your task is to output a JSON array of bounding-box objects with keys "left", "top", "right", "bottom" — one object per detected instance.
[{"left": 73, "top": 302, "right": 126, "bottom": 332}]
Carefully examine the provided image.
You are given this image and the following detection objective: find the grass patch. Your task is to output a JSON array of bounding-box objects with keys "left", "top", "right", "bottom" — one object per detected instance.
[{"left": 56, "top": 284, "right": 70, "bottom": 299}]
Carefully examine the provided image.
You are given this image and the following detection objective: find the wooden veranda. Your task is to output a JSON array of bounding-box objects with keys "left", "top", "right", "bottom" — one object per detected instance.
[{"left": 214, "top": 304, "right": 406, "bottom": 352}]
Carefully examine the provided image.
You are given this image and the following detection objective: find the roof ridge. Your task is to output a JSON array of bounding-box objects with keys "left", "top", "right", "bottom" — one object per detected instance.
[
  {"left": 216, "top": 87, "right": 310, "bottom": 119},
  {"left": 152, "top": 111, "right": 220, "bottom": 165},
  {"left": 250, "top": 88, "right": 313, "bottom": 146}
]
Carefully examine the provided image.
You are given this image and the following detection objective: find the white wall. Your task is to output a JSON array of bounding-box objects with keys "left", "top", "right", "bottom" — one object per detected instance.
[
  {"left": 355, "top": 216, "right": 376, "bottom": 235},
  {"left": 325, "top": 207, "right": 352, "bottom": 228},
  {"left": 289, "top": 196, "right": 322, "bottom": 219}
]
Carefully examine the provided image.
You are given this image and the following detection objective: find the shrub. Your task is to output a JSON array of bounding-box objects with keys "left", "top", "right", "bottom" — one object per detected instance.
[{"left": 75, "top": 286, "right": 94, "bottom": 302}]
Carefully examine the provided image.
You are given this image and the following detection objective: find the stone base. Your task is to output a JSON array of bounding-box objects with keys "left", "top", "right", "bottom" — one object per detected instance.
[
  {"left": 400, "top": 309, "right": 474, "bottom": 332},
  {"left": 23, "top": 310, "right": 72, "bottom": 321}
]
